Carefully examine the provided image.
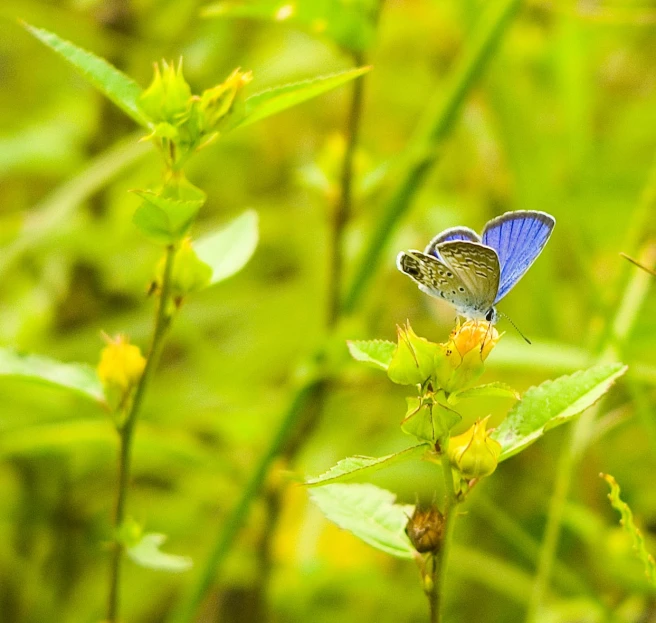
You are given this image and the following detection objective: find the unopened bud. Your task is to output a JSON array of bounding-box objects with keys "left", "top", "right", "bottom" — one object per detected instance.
[
  {"left": 388, "top": 323, "right": 440, "bottom": 386},
  {"left": 97, "top": 335, "right": 146, "bottom": 395},
  {"left": 448, "top": 416, "right": 501, "bottom": 479},
  {"left": 406, "top": 504, "right": 444, "bottom": 553}
]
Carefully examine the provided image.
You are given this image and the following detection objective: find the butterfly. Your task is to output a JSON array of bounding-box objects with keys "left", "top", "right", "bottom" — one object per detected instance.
[{"left": 396, "top": 210, "right": 555, "bottom": 323}]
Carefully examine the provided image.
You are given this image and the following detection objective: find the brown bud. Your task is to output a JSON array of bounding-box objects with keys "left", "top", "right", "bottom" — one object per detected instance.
[{"left": 405, "top": 504, "right": 444, "bottom": 553}]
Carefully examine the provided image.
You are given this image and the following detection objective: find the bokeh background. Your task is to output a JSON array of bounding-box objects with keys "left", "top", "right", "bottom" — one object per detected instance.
[{"left": 1, "top": 0, "right": 656, "bottom": 621}]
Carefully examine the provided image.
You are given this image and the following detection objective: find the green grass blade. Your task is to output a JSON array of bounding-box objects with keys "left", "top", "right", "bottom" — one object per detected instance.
[
  {"left": 342, "top": 0, "right": 521, "bottom": 313},
  {"left": 22, "top": 22, "right": 150, "bottom": 127}
]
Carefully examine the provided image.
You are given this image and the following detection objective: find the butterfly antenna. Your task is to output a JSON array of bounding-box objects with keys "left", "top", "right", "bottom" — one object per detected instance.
[{"left": 499, "top": 312, "right": 531, "bottom": 345}]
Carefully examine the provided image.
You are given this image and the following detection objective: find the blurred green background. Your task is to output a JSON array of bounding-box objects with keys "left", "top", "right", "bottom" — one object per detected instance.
[{"left": 1, "top": 0, "right": 656, "bottom": 621}]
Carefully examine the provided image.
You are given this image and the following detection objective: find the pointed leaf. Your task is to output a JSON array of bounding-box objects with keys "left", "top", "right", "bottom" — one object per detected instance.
[
  {"left": 194, "top": 210, "right": 259, "bottom": 285},
  {"left": 448, "top": 382, "right": 520, "bottom": 405},
  {"left": 132, "top": 190, "right": 205, "bottom": 243},
  {"left": 601, "top": 473, "right": 656, "bottom": 586},
  {"left": 309, "top": 483, "right": 415, "bottom": 559},
  {"left": 305, "top": 444, "right": 428, "bottom": 487},
  {"left": 0, "top": 348, "right": 104, "bottom": 403},
  {"left": 23, "top": 23, "right": 149, "bottom": 127},
  {"left": 127, "top": 533, "right": 193, "bottom": 572},
  {"left": 347, "top": 339, "right": 396, "bottom": 370},
  {"left": 234, "top": 67, "right": 370, "bottom": 129},
  {"left": 492, "top": 363, "right": 627, "bottom": 461}
]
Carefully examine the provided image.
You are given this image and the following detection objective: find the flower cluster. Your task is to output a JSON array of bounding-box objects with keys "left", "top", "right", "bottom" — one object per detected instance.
[
  {"left": 139, "top": 60, "right": 252, "bottom": 169},
  {"left": 387, "top": 320, "right": 504, "bottom": 483}
]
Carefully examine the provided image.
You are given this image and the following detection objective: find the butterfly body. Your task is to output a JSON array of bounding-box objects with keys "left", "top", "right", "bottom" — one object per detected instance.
[{"left": 397, "top": 210, "right": 555, "bottom": 323}]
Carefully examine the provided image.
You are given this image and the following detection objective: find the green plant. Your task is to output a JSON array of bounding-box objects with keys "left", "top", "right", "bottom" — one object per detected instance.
[
  {"left": 0, "top": 21, "right": 368, "bottom": 622},
  {"left": 307, "top": 320, "right": 627, "bottom": 622}
]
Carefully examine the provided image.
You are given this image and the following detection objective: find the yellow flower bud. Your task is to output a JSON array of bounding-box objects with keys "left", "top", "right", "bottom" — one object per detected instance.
[
  {"left": 434, "top": 321, "right": 500, "bottom": 393},
  {"left": 97, "top": 335, "right": 146, "bottom": 394},
  {"left": 388, "top": 323, "right": 440, "bottom": 386},
  {"left": 198, "top": 68, "right": 252, "bottom": 132},
  {"left": 139, "top": 60, "right": 192, "bottom": 125},
  {"left": 448, "top": 416, "right": 502, "bottom": 479}
]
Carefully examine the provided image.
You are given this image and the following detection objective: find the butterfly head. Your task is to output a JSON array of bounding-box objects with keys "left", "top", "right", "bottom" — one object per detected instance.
[{"left": 485, "top": 307, "right": 498, "bottom": 324}]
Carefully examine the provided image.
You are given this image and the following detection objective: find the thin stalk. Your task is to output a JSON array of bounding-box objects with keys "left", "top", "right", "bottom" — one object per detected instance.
[
  {"left": 107, "top": 244, "right": 176, "bottom": 623},
  {"left": 434, "top": 446, "right": 458, "bottom": 622},
  {"left": 328, "top": 51, "right": 366, "bottom": 325}
]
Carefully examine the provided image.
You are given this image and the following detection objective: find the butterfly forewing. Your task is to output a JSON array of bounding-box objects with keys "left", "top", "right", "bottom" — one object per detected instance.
[
  {"left": 397, "top": 242, "right": 499, "bottom": 318},
  {"left": 435, "top": 241, "right": 500, "bottom": 314},
  {"left": 481, "top": 210, "right": 555, "bottom": 303}
]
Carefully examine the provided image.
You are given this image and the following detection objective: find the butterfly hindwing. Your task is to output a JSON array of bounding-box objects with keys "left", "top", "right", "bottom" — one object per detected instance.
[
  {"left": 425, "top": 226, "right": 481, "bottom": 258},
  {"left": 481, "top": 210, "right": 555, "bottom": 303}
]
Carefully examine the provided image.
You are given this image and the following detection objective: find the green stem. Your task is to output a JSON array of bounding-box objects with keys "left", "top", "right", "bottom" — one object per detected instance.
[
  {"left": 106, "top": 244, "right": 176, "bottom": 623},
  {"left": 342, "top": 0, "right": 521, "bottom": 314},
  {"left": 434, "top": 446, "right": 458, "bottom": 622},
  {"left": 328, "top": 51, "right": 366, "bottom": 325}
]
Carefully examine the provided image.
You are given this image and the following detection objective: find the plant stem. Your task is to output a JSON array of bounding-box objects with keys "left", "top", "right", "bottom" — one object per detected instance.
[
  {"left": 433, "top": 446, "right": 458, "bottom": 623},
  {"left": 328, "top": 51, "right": 366, "bottom": 325},
  {"left": 107, "top": 244, "right": 176, "bottom": 623}
]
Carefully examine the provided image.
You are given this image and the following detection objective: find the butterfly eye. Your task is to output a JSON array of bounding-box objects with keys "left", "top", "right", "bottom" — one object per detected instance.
[{"left": 485, "top": 309, "right": 495, "bottom": 322}]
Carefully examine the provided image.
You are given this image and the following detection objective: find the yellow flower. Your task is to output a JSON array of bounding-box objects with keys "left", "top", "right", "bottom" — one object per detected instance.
[
  {"left": 451, "top": 320, "right": 499, "bottom": 361},
  {"left": 434, "top": 321, "right": 500, "bottom": 393},
  {"left": 97, "top": 335, "right": 146, "bottom": 394},
  {"left": 448, "top": 416, "right": 502, "bottom": 479}
]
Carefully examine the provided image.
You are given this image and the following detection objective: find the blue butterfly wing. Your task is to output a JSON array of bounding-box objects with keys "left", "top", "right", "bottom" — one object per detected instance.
[
  {"left": 481, "top": 210, "right": 555, "bottom": 303},
  {"left": 425, "top": 227, "right": 481, "bottom": 258}
]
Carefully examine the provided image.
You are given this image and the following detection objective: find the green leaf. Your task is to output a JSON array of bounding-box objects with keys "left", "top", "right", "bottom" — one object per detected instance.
[
  {"left": 492, "top": 363, "right": 627, "bottom": 461},
  {"left": 233, "top": 67, "right": 370, "bottom": 130},
  {"left": 601, "top": 473, "right": 656, "bottom": 586},
  {"left": 194, "top": 210, "right": 259, "bottom": 285},
  {"left": 127, "top": 533, "right": 193, "bottom": 572},
  {"left": 132, "top": 190, "right": 205, "bottom": 244},
  {"left": 0, "top": 348, "right": 104, "bottom": 403},
  {"left": 22, "top": 23, "right": 150, "bottom": 128},
  {"left": 346, "top": 339, "right": 396, "bottom": 370},
  {"left": 202, "top": 0, "right": 377, "bottom": 52},
  {"left": 448, "top": 382, "right": 520, "bottom": 405},
  {"left": 305, "top": 444, "right": 428, "bottom": 487},
  {"left": 309, "top": 483, "right": 415, "bottom": 559}
]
